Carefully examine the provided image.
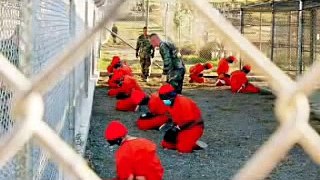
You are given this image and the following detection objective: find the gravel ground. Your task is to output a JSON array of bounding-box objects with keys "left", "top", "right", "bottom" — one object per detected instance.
[{"left": 85, "top": 80, "right": 320, "bottom": 180}]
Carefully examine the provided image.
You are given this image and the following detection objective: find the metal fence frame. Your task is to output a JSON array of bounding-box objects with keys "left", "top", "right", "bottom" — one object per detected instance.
[{"left": 230, "top": 0, "right": 320, "bottom": 75}]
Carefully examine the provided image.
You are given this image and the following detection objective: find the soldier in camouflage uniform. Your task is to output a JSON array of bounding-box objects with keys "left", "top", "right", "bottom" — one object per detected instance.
[
  {"left": 111, "top": 24, "right": 118, "bottom": 44},
  {"left": 149, "top": 33, "right": 185, "bottom": 94},
  {"left": 136, "top": 27, "right": 155, "bottom": 81}
]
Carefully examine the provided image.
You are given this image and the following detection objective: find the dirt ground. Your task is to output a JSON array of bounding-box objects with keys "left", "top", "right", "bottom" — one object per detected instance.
[{"left": 85, "top": 77, "right": 320, "bottom": 180}]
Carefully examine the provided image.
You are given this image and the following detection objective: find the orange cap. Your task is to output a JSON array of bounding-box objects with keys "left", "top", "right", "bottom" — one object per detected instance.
[
  {"left": 104, "top": 120, "right": 128, "bottom": 141},
  {"left": 111, "top": 56, "right": 121, "bottom": 65},
  {"left": 242, "top": 65, "right": 251, "bottom": 72},
  {"left": 159, "top": 83, "right": 175, "bottom": 95},
  {"left": 227, "top": 56, "right": 237, "bottom": 63},
  {"left": 204, "top": 62, "right": 213, "bottom": 69}
]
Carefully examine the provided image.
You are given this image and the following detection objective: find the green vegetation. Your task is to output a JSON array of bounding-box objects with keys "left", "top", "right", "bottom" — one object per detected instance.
[
  {"left": 183, "top": 55, "right": 218, "bottom": 65},
  {"left": 98, "top": 57, "right": 110, "bottom": 71}
]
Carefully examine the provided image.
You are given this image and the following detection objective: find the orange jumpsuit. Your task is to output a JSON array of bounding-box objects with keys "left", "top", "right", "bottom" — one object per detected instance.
[
  {"left": 114, "top": 138, "right": 164, "bottom": 180},
  {"left": 114, "top": 76, "right": 143, "bottom": 111},
  {"left": 230, "top": 70, "right": 260, "bottom": 93},
  {"left": 107, "top": 56, "right": 121, "bottom": 74},
  {"left": 136, "top": 93, "right": 169, "bottom": 131},
  {"left": 108, "top": 64, "right": 133, "bottom": 89},
  {"left": 216, "top": 58, "right": 231, "bottom": 86},
  {"left": 189, "top": 63, "right": 205, "bottom": 83},
  {"left": 162, "top": 95, "right": 204, "bottom": 153},
  {"left": 107, "top": 65, "right": 113, "bottom": 74}
]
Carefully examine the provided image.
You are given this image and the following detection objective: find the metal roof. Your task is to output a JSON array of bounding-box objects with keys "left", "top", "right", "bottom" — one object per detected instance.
[{"left": 241, "top": 0, "right": 320, "bottom": 12}]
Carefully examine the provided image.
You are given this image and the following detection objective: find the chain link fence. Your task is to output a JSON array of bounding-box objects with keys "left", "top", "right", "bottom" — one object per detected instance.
[
  {"left": 101, "top": 0, "right": 320, "bottom": 179},
  {"left": 0, "top": 0, "right": 103, "bottom": 179},
  {"left": 0, "top": 1, "right": 24, "bottom": 179},
  {"left": 135, "top": 0, "right": 320, "bottom": 75},
  {"left": 101, "top": 0, "right": 243, "bottom": 76},
  {"left": 101, "top": 0, "right": 320, "bottom": 77},
  {"left": 235, "top": 0, "right": 320, "bottom": 76}
]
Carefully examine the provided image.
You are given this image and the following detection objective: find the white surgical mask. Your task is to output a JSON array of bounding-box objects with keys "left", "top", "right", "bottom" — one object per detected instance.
[{"left": 163, "top": 99, "right": 172, "bottom": 106}]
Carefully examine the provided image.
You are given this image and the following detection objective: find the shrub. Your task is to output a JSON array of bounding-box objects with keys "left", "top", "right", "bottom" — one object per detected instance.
[
  {"left": 199, "top": 47, "right": 212, "bottom": 60},
  {"left": 199, "top": 41, "right": 219, "bottom": 60},
  {"left": 180, "top": 44, "right": 197, "bottom": 56},
  {"left": 183, "top": 55, "right": 218, "bottom": 65}
]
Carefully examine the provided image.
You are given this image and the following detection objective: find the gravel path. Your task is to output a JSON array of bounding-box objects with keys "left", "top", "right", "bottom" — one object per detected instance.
[{"left": 85, "top": 83, "right": 320, "bottom": 180}]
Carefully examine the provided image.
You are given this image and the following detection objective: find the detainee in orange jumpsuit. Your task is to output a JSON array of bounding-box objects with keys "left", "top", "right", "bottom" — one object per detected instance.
[
  {"left": 215, "top": 56, "right": 237, "bottom": 86},
  {"left": 107, "top": 56, "right": 121, "bottom": 74},
  {"left": 108, "top": 70, "right": 140, "bottom": 97},
  {"left": 230, "top": 65, "right": 260, "bottom": 93},
  {"left": 158, "top": 84, "right": 204, "bottom": 153},
  {"left": 107, "top": 60, "right": 133, "bottom": 89},
  {"left": 189, "top": 62, "right": 213, "bottom": 83},
  {"left": 104, "top": 120, "right": 164, "bottom": 180},
  {"left": 130, "top": 90, "right": 169, "bottom": 131},
  {"left": 108, "top": 72, "right": 128, "bottom": 97},
  {"left": 113, "top": 76, "right": 144, "bottom": 112}
]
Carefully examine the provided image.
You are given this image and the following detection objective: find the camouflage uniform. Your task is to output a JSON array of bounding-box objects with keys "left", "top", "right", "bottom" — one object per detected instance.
[
  {"left": 111, "top": 25, "right": 118, "bottom": 43},
  {"left": 159, "top": 41, "right": 185, "bottom": 94},
  {"left": 136, "top": 34, "right": 154, "bottom": 79}
]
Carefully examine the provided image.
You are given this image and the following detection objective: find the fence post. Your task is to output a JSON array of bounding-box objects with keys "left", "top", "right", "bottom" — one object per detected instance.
[
  {"left": 310, "top": 9, "right": 317, "bottom": 63},
  {"left": 145, "top": 0, "right": 150, "bottom": 28},
  {"left": 297, "top": 0, "right": 304, "bottom": 74},
  {"left": 270, "top": 0, "right": 275, "bottom": 62},
  {"left": 84, "top": 0, "right": 89, "bottom": 97},
  {"left": 142, "top": 0, "right": 145, "bottom": 18},
  {"left": 239, "top": 8, "right": 244, "bottom": 69},
  {"left": 20, "top": 0, "right": 33, "bottom": 76},
  {"left": 164, "top": 3, "right": 169, "bottom": 41},
  {"left": 69, "top": 0, "right": 77, "bottom": 151},
  {"left": 288, "top": 11, "right": 292, "bottom": 69},
  {"left": 259, "top": 12, "right": 262, "bottom": 51},
  {"left": 21, "top": 0, "right": 34, "bottom": 179},
  {"left": 65, "top": 3, "right": 76, "bottom": 180},
  {"left": 92, "top": 8, "right": 97, "bottom": 76}
]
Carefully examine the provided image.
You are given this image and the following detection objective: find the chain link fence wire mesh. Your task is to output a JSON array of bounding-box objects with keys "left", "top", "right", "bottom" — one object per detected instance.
[
  {"left": 235, "top": 0, "right": 320, "bottom": 76},
  {"left": 0, "top": 0, "right": 103, "bottom": 179},
  {"left": 0, "top": 1, "right": 24, "bottom": 179},
  {"left": 125, "top": 0, "right": 320, "bottom": 76},
  {"left": 101, "top": 0, "right": 244, "bottom": 77}
]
